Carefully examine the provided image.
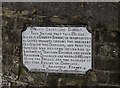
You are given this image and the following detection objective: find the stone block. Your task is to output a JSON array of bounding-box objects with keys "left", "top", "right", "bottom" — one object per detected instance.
[
  {"left": 94, "top": 57, "right": 119, "bottom": 71},
  {"left": 94, "top": 31, "right": 120, "bottom": 43},
  {"left": 2, "top": 16, "right": 15, "bottom": 29},
  {"left": 94, "top": 44, "right": 119, "bottom": 58},
  {"left": 109, "top": 73, "right": 120, "bottom": 84},
  {"left": 2, "top": 54, "right": 19, "bottom": 80},
  {"left": 96, "top": 71, "right": 109, "bottom": 83}
]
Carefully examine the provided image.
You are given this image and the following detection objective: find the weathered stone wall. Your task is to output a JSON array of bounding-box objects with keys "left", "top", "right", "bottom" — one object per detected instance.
[
  {"left": 2, "top": 2, "right": 120, "bottom": 87},
  {"left": 0, "top": 1, "right": 2, "bottom": 87}
]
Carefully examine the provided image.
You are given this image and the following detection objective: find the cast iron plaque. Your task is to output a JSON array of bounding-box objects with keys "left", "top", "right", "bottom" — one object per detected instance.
[{"left": 22, "top": 27, "right": 92, "bottom": 74}]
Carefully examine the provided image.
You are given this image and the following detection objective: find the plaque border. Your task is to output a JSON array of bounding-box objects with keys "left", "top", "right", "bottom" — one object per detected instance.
[{"left": 21, "top": 25, "right": 93, "bottom": 76}]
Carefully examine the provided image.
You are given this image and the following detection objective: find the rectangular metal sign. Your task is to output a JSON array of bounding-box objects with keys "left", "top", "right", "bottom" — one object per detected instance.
[{"left": 22, "top": 27, "right": 92, "bottom": 74}]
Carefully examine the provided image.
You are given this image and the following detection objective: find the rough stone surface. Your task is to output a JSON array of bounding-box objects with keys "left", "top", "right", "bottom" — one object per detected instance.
[
  {"left": 0, "top": 1, "right": 2, "bottom": 87},
  {"left": 2, "top": 2, "right": 120, "bottom": 87}
]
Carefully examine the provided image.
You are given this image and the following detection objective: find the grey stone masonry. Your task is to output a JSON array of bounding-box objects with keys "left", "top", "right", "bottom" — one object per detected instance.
[
  {"left": 1, "top": 2, "right": 120, "bottom": 88},
  {"left": 0, "top": 1, "right": 2, "bottom": 87}
]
